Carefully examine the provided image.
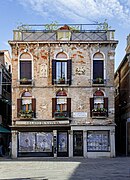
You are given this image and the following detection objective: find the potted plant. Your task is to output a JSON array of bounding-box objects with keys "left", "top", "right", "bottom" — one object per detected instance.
[
  {"left": 19, "top": 110, "right": 26, "bottom": 117},
  {"left": 20, "top": 77, "right": 29, "bottom": 84},
  {"left": 58, "top": 77, "right": 65, "bottom": 84},
  {"left": 95, "top": 77, "right": 103, "bottom": 84},
  {"left": 26, "top": 110, "right": 33, "bottom": 118}
]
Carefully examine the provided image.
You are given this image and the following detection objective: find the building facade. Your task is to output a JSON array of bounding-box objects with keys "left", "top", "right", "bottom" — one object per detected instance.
[
  {"left": 9, "top": 24, "right": 118, "bottom": 158},
  {"left": 0, "top": 50, "right": 11, "bottom": 155},
  {"left": 115, "top": 34, "right": 130, "bottom": 156}
]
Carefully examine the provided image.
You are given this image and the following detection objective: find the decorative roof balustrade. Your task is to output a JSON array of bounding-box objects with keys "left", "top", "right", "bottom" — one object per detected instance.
[{"left": 13, "top": 23, "right": 115, "bottom": 41}]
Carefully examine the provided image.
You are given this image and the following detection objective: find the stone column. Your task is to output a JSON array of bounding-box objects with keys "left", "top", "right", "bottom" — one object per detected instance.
[
  {"left": 110, "top": 127, "right": 115, "bottom": 157},
  {"left": 69, "top": 130, "right": 73, "bottom": 157},
  {"left": 12, "top": 130, "right": 18, "bottom": 158},
  {"left": 83, "top": 130, "right": 87, "bottom": 157}
]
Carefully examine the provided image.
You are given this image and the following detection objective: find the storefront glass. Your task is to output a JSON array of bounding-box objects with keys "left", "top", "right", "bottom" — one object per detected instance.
[
  {"left": 58, "top": 132, "right": 67, "bottom": 152},
  {"left": 87, "top": 131, "right": 110, "bottom": 152},
  {"left": 19, "top": 132, "right": 53, "bottom": 153}
]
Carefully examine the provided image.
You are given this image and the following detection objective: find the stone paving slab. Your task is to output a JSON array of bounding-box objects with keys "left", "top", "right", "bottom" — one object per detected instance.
[{"left": 0, "top": 157, "right": 130, "bottom": 180}]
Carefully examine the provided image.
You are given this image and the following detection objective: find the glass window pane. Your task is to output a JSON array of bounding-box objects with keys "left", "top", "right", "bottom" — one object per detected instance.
[
  {"left": 19, "top": 132, "right": 35, "bottom": 152},
  {"left": 87, "top": 131, "right": 110, "bottom": 152},
  {"left": 56, "top": 62, "right": 61, "bottom": 79},
  {"left": 20, "top": 61, "right": 32, "bottom": 79},
  {"left": 36, "top": 132, "right": 53, "bottom": 152},
  {"left": 93, "top": 60, "right": 104, "bottom": 79}
]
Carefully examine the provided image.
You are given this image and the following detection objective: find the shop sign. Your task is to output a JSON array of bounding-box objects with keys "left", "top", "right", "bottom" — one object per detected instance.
[
  {"left": 73, "top": 112, "right": 87, "bottom": 118},
  {"left": 16, "top": 120, "right": 70, "bottom": 126}
]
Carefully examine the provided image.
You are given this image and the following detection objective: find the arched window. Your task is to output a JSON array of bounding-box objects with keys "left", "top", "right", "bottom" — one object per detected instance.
[
  {"left": 17, "top": 91, "right": 36, "bottom": 118},
  {"left": 52, "top": 90, "right": 71, "bottom": 118},
  {"left": 19, "top": 52, "right": 32, "bottom": 85},
  {"left": 52, "top": 52, "right": 72, "bottom": 85},
  {"left": 90, "top": 90, "right": 108, "bottom": 117},
  {"left": 93, "top": 52, "right": 104, "bottom": 84}
]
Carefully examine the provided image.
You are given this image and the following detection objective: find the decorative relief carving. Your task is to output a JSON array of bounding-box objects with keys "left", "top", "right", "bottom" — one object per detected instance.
[
  {"left": 40, "top": 64, "right": 47, "bottom": 77},
  {"left": 75, "top": 67, "right": 85, "bottom": 75}
]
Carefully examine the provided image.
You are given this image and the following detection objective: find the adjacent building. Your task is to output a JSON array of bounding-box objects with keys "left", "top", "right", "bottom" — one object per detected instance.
[
  {"left": 9, "top": 24, "right": 118, "bottom": 158},
  {"left": 0, "top": 50, "right": 11, "bottom": 155},
  {"left": 115, "top": 34, "right": 130, "bottom": 156}
]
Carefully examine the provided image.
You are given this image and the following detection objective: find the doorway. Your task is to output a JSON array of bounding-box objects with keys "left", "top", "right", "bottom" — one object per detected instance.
[{"left": 73, "top": 131, "right": 83, "bottom": 156}]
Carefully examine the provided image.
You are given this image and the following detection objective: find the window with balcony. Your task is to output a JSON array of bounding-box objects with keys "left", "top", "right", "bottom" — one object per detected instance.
[
  {"left": 52, "top": 52, "right": 72, "bottom": 85},
  {"left": 17, "top": 91, "right": 36, "bottom": 118},
  {"left": 90, "top": 90, "right": 108, "bottom": 118},
  {"left": 52, "top": 90, "right": 71, "bottom": 119},
  {"left": 19, "top": 53, "right": 32, "bottom": 85},
  {"left": 93, "top": 52, "right": 105, "bottom": 84}
]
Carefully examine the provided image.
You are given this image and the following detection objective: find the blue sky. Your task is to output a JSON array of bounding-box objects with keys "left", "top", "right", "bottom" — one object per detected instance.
[{"left": 0, "top": 0, "right": 130, "bottom": 70}]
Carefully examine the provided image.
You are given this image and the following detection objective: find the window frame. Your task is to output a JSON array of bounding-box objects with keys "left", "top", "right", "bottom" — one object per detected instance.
[
  {"left": 18, "top": 52, "right": 33, "bottom": 85},
  {"left": 92, "top": 52, "right": 106, "bottom": 85}
]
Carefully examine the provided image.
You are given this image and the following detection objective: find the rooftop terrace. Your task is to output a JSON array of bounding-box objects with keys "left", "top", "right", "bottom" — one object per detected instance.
[{"left": 12, "top": 23, "right": 116, "bottom": 42}]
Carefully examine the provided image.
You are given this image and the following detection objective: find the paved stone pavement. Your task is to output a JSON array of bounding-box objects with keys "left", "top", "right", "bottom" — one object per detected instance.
[{"left": 0, "top": 156, "right": 130, "bottom": 180}]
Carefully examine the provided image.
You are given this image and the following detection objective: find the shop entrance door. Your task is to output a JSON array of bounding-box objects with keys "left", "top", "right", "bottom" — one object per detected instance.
[
  {"left": 73, "top": 131, "right": 83, "bottom": 156},
  {"left": 57, "top": 131, "right": 68, "bottom": 157}
]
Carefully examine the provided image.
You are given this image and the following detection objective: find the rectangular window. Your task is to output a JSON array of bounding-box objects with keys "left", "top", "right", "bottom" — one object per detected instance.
[
  {"left": 87, "top": 131, "right": 110, "bottom": 152},
  {"left": 93, "top": 60, "right": 104, "bottom": 84},
  {"left": 52, "top": 98, "right": 71, "bottom": 118},
  {"left": 18, "top": 132, "right": 53, "bottom": 153},
  {"left": 20, "top": 61, "right": 32, "bottom": 79},
  {"left": 52, "top": 60, "right": 72, "bottom": 85},
  {"left": 56, "top": 61, "right": 67, "bottom": 83}
]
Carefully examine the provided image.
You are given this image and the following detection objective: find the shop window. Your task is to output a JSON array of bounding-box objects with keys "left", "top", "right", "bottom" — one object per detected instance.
[
  {"left": 87, "top": 131, "right": 110, "bottom": 152},
  {"left": 90, "top": 90, "right": 108, "bottom": 117},
  {"left": 19, "top": 53, "right": 32, "bottom": 85},
  {"left": 93, "top": 52, "right": 104, "bottom": 84},
  {"left": 52, "top": 52, "right": 72, "bottom": 85},
  {"left": 18, "top": 132, "right": 53, "bottom": 153},
  {"left": 52, "top": 90, "right": 71, "bottom": 119},
  {"left": 17, "top": 91, "right": 36, "bottom": 118}
]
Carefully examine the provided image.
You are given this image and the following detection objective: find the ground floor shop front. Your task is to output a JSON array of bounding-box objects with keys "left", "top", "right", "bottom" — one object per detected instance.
[{"left": 11, "top": 121, "right": 115, "bottom": 158}]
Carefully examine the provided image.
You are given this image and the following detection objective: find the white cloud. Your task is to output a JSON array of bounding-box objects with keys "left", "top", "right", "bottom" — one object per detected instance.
[{"left": 17, "top": 0, "right": 130, "bottom": 25}]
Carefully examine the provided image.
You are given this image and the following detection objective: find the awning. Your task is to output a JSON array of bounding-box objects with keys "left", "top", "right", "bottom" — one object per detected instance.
[{"left": 0, "top": 125, "right": 10, "bottom": 133}]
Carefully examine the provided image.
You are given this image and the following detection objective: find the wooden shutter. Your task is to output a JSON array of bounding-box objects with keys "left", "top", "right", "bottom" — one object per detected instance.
[
  {"left": 52, "top": 60, "right": 56, "bottom": 85},
  {"left": 17, "top": 99, "right": 22, "bottom": 117},
  {"left": 90, "top": 98, "right": 94, "bottom": 117},
  {"left": 104, "top": 97, "right": 108, "bottom": 117},
  {"left": 67, "top": 98, "right": 71, "bottom": 117},
  {"left": 67, "top": 60, "right": 72, "bottom": 85},
  {"left": 52, "top": 98, "right": 56, "bottom": 117},
  {"left": 32, "top": 98, "right": 36, "bottom": 118}
]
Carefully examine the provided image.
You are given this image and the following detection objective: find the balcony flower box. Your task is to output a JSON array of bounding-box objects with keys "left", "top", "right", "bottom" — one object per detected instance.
[
  {"left": 19, "top": 110, "right": 34, "bottom": 118},
  {"left": 54, "top": 111, "right": 68, "bottom": 119},
  {"left": 92, "top": 108, "right": 107, "bottom": 117},
  {"left": 93, "top": 78, "right": 104, "bottom": 84}
]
